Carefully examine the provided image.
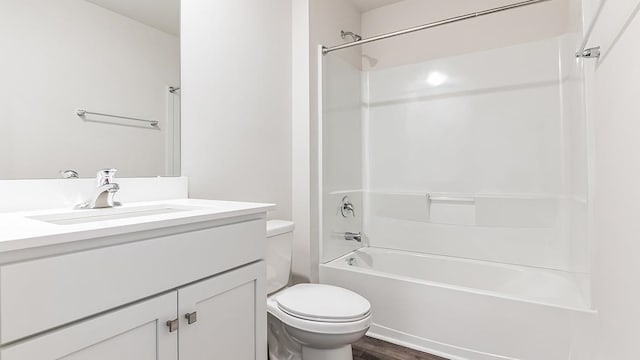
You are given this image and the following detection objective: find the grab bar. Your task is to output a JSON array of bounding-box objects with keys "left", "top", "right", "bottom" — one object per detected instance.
[{"left": 76, "top": 109, "right": 159, "bottom": 127}]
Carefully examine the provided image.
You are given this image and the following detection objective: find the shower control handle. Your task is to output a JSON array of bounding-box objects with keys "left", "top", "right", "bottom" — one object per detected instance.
[{"left": 340, "top": 196, "right": 356, "bottom": 217}]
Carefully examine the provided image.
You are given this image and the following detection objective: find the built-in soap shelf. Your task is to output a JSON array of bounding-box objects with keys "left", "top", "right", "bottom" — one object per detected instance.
[
  {"left": 427, "top": 193, "right": 476, "bottom": 226},
  {"left": 370, "top": 192, "right": 561, "bottom": 228}
]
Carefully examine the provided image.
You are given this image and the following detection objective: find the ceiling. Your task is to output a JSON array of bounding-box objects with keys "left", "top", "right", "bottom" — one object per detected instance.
[
  {"left": 85, "top": 0, "right": 180, "bottom": 36},
  {"left": 350, "top": 0, "right": 406, "bottom": 13}
]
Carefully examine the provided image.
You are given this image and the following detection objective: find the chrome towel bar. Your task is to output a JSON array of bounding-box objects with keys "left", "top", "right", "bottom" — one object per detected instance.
[{"left": 76, "top": 109, "right": 159, "bottom": 127}]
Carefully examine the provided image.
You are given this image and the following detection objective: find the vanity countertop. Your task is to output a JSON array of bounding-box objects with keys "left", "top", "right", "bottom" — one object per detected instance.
[{"left": 0, "top": 198, "right": 275, "bottom": 253}]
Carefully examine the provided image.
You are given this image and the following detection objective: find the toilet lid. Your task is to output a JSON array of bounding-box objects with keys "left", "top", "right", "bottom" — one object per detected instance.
[{"left": 276, "top": 284, "right": 371, "bottom": 323}]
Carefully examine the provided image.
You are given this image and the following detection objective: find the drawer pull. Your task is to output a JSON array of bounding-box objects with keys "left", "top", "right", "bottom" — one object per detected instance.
[
  {"left": 185, "top": 311, "right": 198, "bottom": 325},
  {"left": 166, "top": 319, "right": 179, "bottom": 332}
]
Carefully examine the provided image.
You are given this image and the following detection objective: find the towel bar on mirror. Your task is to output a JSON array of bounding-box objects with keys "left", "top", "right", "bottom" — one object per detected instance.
[{"left": 76, "top": 109, "right": 159, "bottom": 128}]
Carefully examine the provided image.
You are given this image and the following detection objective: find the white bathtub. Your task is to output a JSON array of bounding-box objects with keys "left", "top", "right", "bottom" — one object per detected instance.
[{"left": 319, "top": 247, "right": 596, "bottom": 360}]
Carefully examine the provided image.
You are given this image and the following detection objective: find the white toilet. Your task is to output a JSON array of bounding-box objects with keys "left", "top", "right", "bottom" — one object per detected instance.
[{"left": 266, "top": 220, "right": 372, "bottom": 360}]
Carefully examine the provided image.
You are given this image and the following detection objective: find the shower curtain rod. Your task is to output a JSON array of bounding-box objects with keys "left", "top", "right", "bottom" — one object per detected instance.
[{"left": 322, "top": 0, "right": 552, "bottom": 55}]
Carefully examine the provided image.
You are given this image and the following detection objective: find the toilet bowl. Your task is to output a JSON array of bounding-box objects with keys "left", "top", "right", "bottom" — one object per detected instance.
[
  {"left": 267, "top": 284, "right": 371, "bottom": 360},
  {"left": 266, "top": 221, "right": 372, "bottom": 360}
]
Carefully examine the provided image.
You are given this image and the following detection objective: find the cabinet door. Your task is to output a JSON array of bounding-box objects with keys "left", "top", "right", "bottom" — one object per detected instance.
[
  {"left": 178, "top": 261, "right": 266, "bottom": 360},
  {"left": 0, "top": 292, "right": 178, "bottom": 360}
]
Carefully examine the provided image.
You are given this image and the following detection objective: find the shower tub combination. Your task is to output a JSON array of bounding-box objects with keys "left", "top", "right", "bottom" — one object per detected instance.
[
  {"left": 320, "top": 247, "right": 596, "bottom": 360},
  {"left": 318, "top": 0, "right": 595, "bottom": 358}
]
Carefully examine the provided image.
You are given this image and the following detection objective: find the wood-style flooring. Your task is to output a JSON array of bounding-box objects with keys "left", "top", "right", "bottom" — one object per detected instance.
[{"left": 352, "top": 336, "right": 449, "bottom": 360}]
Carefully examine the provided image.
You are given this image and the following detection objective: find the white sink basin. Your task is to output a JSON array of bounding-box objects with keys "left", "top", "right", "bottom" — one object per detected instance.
[{"left": 28, "top": 205, "right": 202, "bottom": 225}]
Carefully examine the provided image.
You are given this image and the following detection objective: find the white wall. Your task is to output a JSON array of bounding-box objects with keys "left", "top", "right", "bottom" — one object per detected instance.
[
  {"left": 292, "top": 0, "right": 313, "bottom": 284},
  {"left": 310, "top": 0, "right": 362, "bottom": 70},
  {"left": 0, "top": 0, "right": 179, "bottom": 179},
  {"left": 587, "top": 0, "right": 640, "bottom": 358},
  {"left": 181, "top": 0, "right": 292, "bottom": 220},
  {"left": 293, "top": 0, "right": 362, "bottom": 281}
]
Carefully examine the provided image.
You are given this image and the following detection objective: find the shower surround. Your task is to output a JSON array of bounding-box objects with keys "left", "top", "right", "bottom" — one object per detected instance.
[{"left": 319, "top": 33, "right": 593, "bottom": 359}]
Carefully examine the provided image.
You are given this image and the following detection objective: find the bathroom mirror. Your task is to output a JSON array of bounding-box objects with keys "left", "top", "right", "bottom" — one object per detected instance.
[{"left": 0, "top": 0, "right": 181, "bottom": 179}]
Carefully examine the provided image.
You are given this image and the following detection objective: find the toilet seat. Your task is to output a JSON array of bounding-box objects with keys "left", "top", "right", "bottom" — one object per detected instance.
[
  {"left": 267, "top": 284, "right": 372, "bottom": 335},
  {"left": 276, "top": 284, "right": 371, "bottom": 323}
]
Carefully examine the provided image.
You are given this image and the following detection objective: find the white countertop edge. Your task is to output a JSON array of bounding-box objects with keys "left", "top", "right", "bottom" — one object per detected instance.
[{"left": 0, "top": 198, "right": 276, "bottom": 253}]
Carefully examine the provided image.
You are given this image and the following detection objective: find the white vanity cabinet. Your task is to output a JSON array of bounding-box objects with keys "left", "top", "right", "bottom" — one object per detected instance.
[
  {"left": 0, "top": 200, "right": 272, "bottom": 360},
  {"left": 0, "top": 261, "right": 265, "bottom": 360}
]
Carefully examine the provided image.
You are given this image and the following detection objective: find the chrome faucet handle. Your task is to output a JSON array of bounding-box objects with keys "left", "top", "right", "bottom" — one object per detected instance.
[
  {"left": 339, "top": 196, "right": 356, "bottom": 218},
  {"left": 96, "top": 168, "right": 117, "bottom": 186},
  {"left": 60, "top": 169, "right": 79, "bottom": 179},
  {"left": 343, "top": 202, "right": 355, "bottom": 215}
]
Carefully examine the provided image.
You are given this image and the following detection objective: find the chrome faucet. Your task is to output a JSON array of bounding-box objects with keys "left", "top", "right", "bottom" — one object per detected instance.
[
  {"left": 76, "top": 169, "right": 121, "bottom": 209},
  {"left": 344, "top": 232, "right": 362, "bottom": 242}
]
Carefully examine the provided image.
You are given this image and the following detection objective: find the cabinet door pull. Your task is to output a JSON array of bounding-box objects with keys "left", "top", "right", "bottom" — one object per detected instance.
[
  {"left": 185, "top": 311, "right": 198, "bottom": 325},
  {"left": 166, "top": 319, "right": 179, "bottom": 332}
]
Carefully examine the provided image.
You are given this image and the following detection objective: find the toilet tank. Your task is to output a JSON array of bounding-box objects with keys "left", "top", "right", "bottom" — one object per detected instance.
[{"left": 266, "top": 220, "right": 295, "bottom": 294}]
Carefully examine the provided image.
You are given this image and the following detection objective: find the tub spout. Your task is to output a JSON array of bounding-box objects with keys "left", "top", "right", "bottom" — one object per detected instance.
[{"left": 345, "top": 232, "right": 362, "bottom": 242}]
